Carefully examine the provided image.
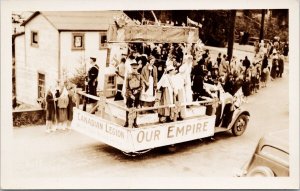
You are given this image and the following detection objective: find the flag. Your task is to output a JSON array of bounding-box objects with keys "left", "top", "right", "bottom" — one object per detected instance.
[
  {"left": 187, "top": 17, "right": 203, "bottom": 28},
  {"left": 233, "top": 87, "right": 244, "bottom": 108}
]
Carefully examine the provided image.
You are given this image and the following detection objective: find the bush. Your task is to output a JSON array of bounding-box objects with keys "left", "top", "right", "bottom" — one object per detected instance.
[{"left": 68, "top": 65, "right": 86, "bottom": 89}]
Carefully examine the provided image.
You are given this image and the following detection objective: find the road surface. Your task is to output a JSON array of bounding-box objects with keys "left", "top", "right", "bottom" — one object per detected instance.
[{"left": 3, "top": 47, "right": 289, "bottom": 188}]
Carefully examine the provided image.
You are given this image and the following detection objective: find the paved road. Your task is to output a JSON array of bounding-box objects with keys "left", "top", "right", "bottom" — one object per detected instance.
[{"left": 3, "top": 47, "right": 289, "bottom": 188}]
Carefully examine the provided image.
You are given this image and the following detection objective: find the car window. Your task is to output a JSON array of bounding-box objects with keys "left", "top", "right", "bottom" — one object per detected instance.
[{"left": 260, "top": 145, "right": 289, "bottom": 167}]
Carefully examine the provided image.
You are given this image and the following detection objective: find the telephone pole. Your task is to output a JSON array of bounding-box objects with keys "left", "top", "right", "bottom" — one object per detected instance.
[
  {"left": 259, "top": 9, "right": 266, "bottom": 41},
  {"left": 227, "top": 10, "right": 236, "bottom": 62}
]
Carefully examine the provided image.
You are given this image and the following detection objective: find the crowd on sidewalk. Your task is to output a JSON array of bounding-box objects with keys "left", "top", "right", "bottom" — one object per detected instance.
[{"left": 44, "top": 79, "right": 78, "bottom": 133}]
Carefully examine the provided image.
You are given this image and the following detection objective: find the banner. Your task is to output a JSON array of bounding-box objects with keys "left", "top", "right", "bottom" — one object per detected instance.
[
  {"left": 107, "top": 25, "right": 199, "bottom": 43},
  {"left": 72, "top": 108, "right": 216, "bottom": 152},
  {"left": 187, "top": 17, "right": 202, "bottom": 28},
  {"left": 128, "top": 116, "right": 216, "bottom": 151},
  {"left": 72, "top": 108, "right": 132, "bottom": 152}
]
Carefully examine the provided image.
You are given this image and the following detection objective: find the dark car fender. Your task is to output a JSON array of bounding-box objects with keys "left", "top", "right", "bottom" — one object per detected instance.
[{"left": 227, "top": 107, "right": 250, "bottom": 130}]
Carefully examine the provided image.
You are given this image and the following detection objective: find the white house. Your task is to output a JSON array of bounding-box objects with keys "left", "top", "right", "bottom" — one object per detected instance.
[{"left": 14, "top": 11, "right": 130, "bottom": 106}]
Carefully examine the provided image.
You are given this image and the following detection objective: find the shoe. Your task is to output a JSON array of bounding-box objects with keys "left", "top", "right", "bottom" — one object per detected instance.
[
  {"left": 51, "top": 128, "right": 57, "bottom": 132},
  {"left": 45, "top": 129, "right": 51, "bottom": 133},
  {"left": 177, "top": 117, "right": 183, "bottom": 121},
  {"left": 133, "top": 123, "right": 139, "bottom": 128},
  {"left": 124, "top": 122, "right": 128, "bottom": 127},
  {"left": 166, "top": 117, "right": 173, "bottom": 122}
]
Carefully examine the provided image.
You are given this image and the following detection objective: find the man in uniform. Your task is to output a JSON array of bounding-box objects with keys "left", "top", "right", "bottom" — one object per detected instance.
[
  {"left": 87, "top": 57, "right": 99, "bottom": 103},
  {"left": 124, "top": 60, "right": 142, "bottom": 128}
]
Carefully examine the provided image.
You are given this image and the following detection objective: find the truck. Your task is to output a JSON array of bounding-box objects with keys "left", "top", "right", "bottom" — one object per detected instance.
[{"left": 71, "top": 23, "right": 250, "bottom": 156}]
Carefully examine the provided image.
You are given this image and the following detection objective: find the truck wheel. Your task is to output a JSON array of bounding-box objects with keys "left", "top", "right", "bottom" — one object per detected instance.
[
  {"left": 232, "top": 114, "right": 248, "bottom": 136},
  {"left": 165, "top": 144, "right": 177, "bottom": 153},
  {"left": 247, "top": 166, "right": 275, "bottom": 177}
]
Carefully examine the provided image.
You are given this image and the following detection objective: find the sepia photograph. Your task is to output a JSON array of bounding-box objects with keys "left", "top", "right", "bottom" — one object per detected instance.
[{"left": 1, "top": 0, "right": 299, "bottom": 189}]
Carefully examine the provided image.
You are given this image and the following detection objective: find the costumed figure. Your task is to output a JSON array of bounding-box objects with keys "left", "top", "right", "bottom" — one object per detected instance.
[{"left": 140, "top": 55, "right": 158, "bottom": 108}]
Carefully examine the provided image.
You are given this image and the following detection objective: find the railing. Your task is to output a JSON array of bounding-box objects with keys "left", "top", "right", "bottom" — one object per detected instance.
[{"left": 76, "top": 90, "right": 218, "bottom": 128}]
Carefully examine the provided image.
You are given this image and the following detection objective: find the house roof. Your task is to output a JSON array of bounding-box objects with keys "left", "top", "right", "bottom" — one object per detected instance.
[{"left": 21, "top": 11, "right": 129, "bottom": 31}]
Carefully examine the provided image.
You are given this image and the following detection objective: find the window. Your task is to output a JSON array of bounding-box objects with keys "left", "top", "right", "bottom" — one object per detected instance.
[
  {"left": 99, "top": 32, "right": 107, "bottom": 49},
  {"left": 38, "top": 73, "right": 45, "bottom": 98},
  {"left": 106, "top": 48, "right": 111, "bottom": 67},
  {"left": 31, "top": 31, "right": 39, "bottom": 47},
  {"left": 108, "top": 75, "right": 115, "bottom": 84},
  {"left": 72, "top": 33, "right": 85, "bottom": 50},
  {"left": 261, "top": 145, "right": 289, "bottom": 166}
]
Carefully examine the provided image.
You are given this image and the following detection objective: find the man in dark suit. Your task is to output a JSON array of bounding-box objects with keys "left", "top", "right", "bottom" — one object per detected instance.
[{"left": 87, "top": 57, "right": 99, "bottom": 103}]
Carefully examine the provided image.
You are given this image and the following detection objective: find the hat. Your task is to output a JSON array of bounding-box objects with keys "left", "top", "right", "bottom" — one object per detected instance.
[
  {"left": 149, "top": 55, "right": 156, "bottom": 60},
  {"left": 130, "top": 60, "right": 139, "bottom": 66},
  {"left": 90, "top": 57, "right": 96, "bottom": 62},
  {"left": 166, "top": 65, "right": 175, "bottom": 72},
  {"left": 186, "top": 54, "right": 193, "bottom": 59},
  {"left": 213, "top": 64, "right": 218, "bottom": 69}
]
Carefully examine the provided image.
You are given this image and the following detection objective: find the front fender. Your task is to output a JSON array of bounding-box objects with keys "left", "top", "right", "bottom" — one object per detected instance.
[{"left": 227, "top": 107, "right": 250, "bottom": 130}]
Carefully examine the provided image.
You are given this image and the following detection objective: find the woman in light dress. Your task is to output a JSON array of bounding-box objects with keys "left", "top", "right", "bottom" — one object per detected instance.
[
  {"left": 157, "top": 64, "right": 186, "bottom": 121},
  {"left": 56, "top": 80, "right": 69, "bottom": 130},
  {"left": 157, "top": 65, "right": 175, "bottom": 122},
  {"left": 179, "top": 54, "right": 193, "bottom": 105},
  {"left": 140, "top": 55, "right": 158, "bottom": 108}
]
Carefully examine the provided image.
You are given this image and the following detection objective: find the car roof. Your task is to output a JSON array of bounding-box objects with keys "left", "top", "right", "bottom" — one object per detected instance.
[{"left": 258, "top": 129, "right": 289, "bottom": 154}]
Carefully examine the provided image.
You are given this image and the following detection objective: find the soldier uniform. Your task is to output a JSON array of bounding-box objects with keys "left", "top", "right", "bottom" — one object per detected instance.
[
  {"left": 124, "top": 61, "right": 142, "bottom": 128},
  {"left": 87, "top": 57, "right": 99, "bottom": 103}
]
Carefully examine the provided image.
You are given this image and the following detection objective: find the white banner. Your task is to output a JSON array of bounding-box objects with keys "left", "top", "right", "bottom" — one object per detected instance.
[
  {"left": 128, "top": 116, "right": 216, "bottom": 151},
  {"left": 72, "top": 108, "right": 132, "bottom": 152},
  {"left": 72, "top": 108, "right": 216, "bottom": 152}
]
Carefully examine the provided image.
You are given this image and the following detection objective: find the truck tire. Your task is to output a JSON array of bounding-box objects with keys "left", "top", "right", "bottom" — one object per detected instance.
[
  {"left": 247, "top": 166, "right": 275, "bottom": 177},
  {"left": 232, "top": 114, "right": 248, "bottom": 136},
  {"left": 165, "top": 144, "right": 177, "bottom": 153}
]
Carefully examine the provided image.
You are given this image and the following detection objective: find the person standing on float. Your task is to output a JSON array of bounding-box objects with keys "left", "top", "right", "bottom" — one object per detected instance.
[
  {"left": 87, "top": 57, "right": 99, "bottom": 103},
  {"left": 140, "top": 55, "right": 158, "bottom": 108},
  {"left": 179, "top": 54, "right": 193, "bottom": 105}
]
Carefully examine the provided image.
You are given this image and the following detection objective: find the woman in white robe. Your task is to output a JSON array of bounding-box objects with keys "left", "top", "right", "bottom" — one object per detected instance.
[{"left": 179, "top": 55, "right": 193, "bottom": 104}]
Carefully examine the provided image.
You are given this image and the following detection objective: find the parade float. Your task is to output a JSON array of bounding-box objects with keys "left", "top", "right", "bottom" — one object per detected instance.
[{"left": 71, "top": 18, "right": 250, "bottom": 156}]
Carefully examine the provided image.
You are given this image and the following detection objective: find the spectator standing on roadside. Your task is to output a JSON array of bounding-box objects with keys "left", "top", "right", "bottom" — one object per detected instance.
[
  {"left": 277, "top": 54, "right": 285, "bottom": 78},
  {"left": 66, "top": 80, "right": 77, "bottom": 129},
  {"left": 259, "top": 40, "right": 265, "bottom": 58},
  {"left": 283, "top": 42, "right": 289, "bottom": 61},
  {"left": 270, "top": 55, "right": 279, "bottom": 80},
  {"left": 254, "top": 40, "right": 260, "bottom": 57},
  {"left": 260, "top": 55, "right": 269, "bottom": 87},
  {"left": 45, "top": 85, "right": 56, "bottom": 133},
  {"left": 268, "top": 41, "right": 274, "bottom": 58},
  {"left": 56, "top": 80, "right": 69, "bottom": 130},
  {"left": 216, "top": 52, "right": 222, "bottom": 67},
  {"left": 242, "top": 56, "right": 251, "bottom": 71},
  {"left": 219, "top": 58, "right": 230, "bottom": 79},
  {"left": 242, "top": 64, "right": 252, "bottom": 101}
]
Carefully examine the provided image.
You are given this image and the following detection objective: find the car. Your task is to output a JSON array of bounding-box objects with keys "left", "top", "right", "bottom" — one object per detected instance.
[
  {"left": 237, "top": 129, "right": 289, "bottom": 177},
  {"left": 248, "top": 37, "right": 259, "bottom": 46}
]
